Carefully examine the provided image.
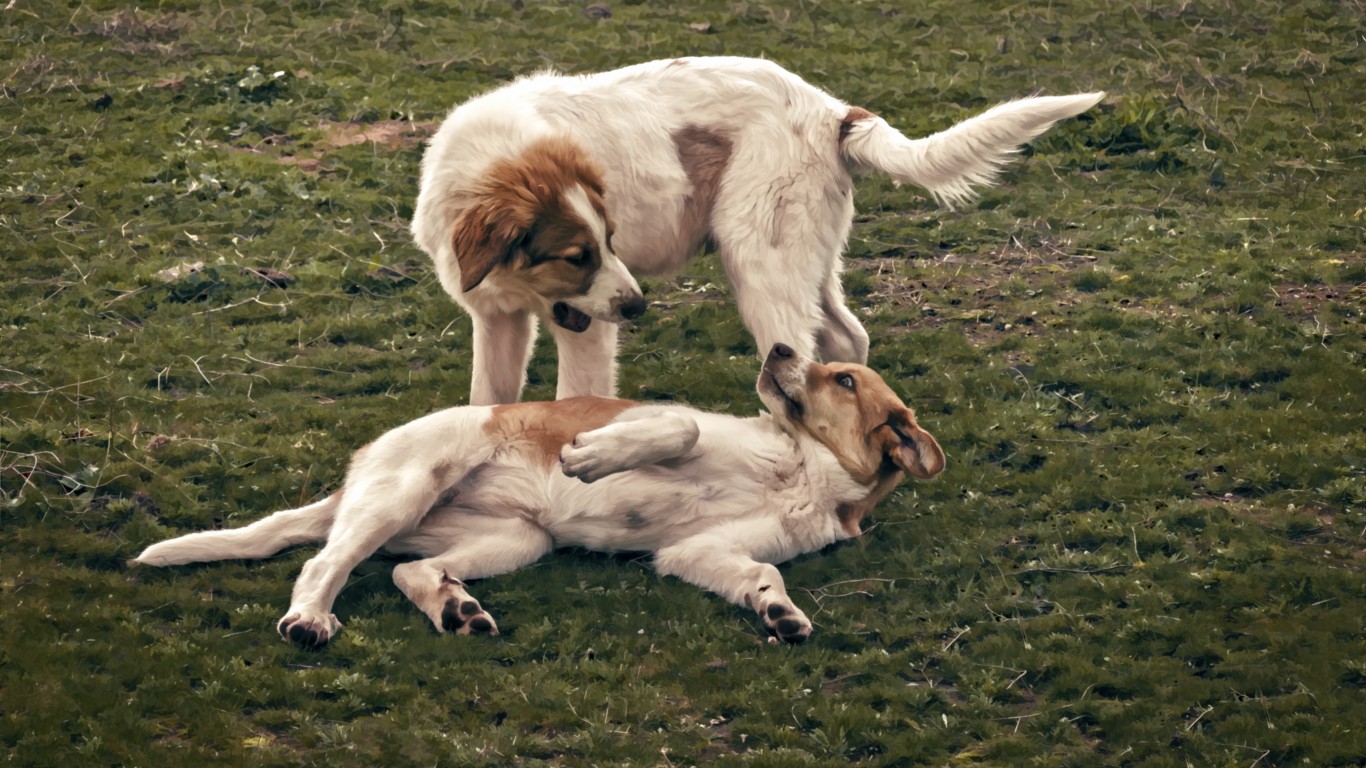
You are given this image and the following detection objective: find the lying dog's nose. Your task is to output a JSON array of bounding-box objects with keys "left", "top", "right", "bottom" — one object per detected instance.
[
  {"left": 770, "top": 343, "right": 794, "bottom": 360},
  {"left": 619, "top": 296, "right": 648, "bottom": 320}
]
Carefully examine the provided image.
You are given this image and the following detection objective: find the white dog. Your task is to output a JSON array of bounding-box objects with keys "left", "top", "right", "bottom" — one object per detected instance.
[
  {"left": 410, "top": 56, "right": 1103, "bottom": 404},
  {"left": 136, "top": 345, "right": 945, "bottom": 646}
]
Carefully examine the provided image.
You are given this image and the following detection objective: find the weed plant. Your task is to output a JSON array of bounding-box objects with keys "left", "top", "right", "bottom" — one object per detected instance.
[{"left": 2, "top": 1, "right": 1362, "bottom": 766}]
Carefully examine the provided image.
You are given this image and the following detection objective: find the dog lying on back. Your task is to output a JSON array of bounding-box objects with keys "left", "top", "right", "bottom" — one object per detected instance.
[
  {"left": 136, "top": 345, "right": 945, "bottom": 645},
  {"left": 411, "top": 55, "right": 1103, "bottom": 404}
]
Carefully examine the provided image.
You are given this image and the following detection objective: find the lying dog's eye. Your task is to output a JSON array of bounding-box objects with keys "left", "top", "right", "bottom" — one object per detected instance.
[
  {"left": 835, "top": 373, "right": 855, "bottom": 390},
  {"left": 566, "top": 250, "right": 591, "bottom": 266}
]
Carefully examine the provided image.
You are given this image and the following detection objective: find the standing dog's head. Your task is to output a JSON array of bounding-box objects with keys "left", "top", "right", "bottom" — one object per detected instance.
[
  {"left": 451, "top": 137, "right": 646, "bottom": 333},
  {"left": 757, "top": 344, "right": 945, "bottom": 484}
]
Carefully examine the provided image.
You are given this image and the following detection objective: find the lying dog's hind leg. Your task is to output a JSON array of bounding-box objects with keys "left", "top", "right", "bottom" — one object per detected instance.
[
  {"left": 279, "top": 473, "right": 459, "bottom": 647},
  {"left": 391, "top": 516, "right": 554, "bottom": 636}
]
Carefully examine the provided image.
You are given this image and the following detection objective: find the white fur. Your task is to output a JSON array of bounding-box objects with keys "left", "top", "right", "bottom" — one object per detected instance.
[
  {"left": 412, "top": 56, "right": 1103, "bottom": 403},
  {"left": 561, "top": 185, "right": 641, "bottom": 321},
  {"left": 136, "top": 351, "right": 922, "bottom": 646}
]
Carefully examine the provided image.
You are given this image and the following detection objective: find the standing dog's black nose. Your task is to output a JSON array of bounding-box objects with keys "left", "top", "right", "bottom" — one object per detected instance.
[
  {"left": 620, "top": 296, "right": 649, "bottom": 320},
  {"left": 770, "top": 343, "right": 794, "bottom": 359}
]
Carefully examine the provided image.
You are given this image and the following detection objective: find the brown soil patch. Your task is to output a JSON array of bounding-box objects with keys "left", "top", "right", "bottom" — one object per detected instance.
[
  {"left": 852, "top": 235, "right": 1097, "bottom": 358},
  {"left": 215, "top": 120, "right": 439, "bottom": 172},
  {"left": 1272, "top": 282, "right": 1363, "bottom": 317}
]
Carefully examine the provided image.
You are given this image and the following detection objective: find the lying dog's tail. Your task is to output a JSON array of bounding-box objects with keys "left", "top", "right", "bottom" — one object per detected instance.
[
  {"left": 839, "top": 92, "right": 1105, "bottom": 209},
  {"left": 134, "top": 493, "right": 339, "bottom": 567}
]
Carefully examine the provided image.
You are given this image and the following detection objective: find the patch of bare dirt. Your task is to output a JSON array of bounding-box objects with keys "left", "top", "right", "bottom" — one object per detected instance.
[
  {"left": 1272, "top": 282, "right": 1363, "bottom": 317},
  {"left": 214, "top": 120, "right": 439, "bottom": 172},
  {"left": 854, "top": 236, "right": 1096, "bottom": 357}
]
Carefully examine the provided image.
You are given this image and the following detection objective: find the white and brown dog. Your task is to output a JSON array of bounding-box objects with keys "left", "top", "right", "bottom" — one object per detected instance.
[
  {"left": 411, "top": 56, "right": 1103, "bottom": 404},
  {"left": 136, "top": 345, "right": 945, "bottom": 646}
]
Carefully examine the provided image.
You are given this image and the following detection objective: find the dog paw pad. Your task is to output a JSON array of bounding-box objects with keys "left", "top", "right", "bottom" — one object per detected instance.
[
  {"left": 440, "top": 598, "right": 498, "bottom": 636},
  {"left": 758, "top": 600, "right": 811, "bottom": 644}
]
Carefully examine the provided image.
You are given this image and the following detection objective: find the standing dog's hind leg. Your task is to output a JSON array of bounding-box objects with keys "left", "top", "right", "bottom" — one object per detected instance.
[{"left": 815, "top": 273, "right": 869, "bottom": 363}]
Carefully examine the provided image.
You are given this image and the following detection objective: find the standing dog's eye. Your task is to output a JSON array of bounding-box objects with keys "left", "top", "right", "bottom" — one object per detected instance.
[{"left": 835, "top": 373, "right": 855, "bottom": 390}]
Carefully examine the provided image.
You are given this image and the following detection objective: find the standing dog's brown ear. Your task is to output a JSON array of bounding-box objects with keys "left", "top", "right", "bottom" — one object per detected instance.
[
  {"left": 875, "top": 409, "right": 945, "bottom": 480},
  {"left": 451, "top": 196, "right": 536, "bottom": 293}
]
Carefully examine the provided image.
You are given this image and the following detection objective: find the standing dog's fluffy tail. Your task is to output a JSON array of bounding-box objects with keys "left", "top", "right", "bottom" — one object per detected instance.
[
  {"left": 134, "top": 494, "right": 339, "bottom": 567},
  {"left": 839, "top": 92, "right": 1105, "bottom": 209}
]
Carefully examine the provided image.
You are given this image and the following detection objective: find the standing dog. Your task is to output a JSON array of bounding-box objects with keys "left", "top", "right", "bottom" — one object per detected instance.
[
  {"left": 136, "top": 345, "right": 945, "bottom": 646},
  {"left": 411, "top": 56, "right": 1103, "bottom": 404}
]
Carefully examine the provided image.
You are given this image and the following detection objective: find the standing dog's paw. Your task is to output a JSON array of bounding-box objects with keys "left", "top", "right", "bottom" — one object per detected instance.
[
  {"left": 759, "top": 599, "right": 812, "bottom": 644},
  {"left": 277, "top": 611, "right": 343, "bottom": 648}
]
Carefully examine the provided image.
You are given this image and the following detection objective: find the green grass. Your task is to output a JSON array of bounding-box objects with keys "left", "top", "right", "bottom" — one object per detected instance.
[{"left": 2, "top": 0, "right": 1363, "bottom": 765}]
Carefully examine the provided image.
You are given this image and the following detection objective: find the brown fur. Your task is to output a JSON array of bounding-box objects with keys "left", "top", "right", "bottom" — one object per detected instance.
[
  {"left": 791, "top": 361, "right": 945, "bottom": 485},
  {"left": 839, "top": 106, "right": 875, "bottom": 143},
  {"left": 671, "top": 126, "right": 733, "bottom": 257},
  {"left": 782, "top": 359, "right": 942, "bottom": 534},
  {"left": 836, "top": 471, "right": 902, "bottom": 537},
  {"left": 484, "top": 397, "right": 636, "bottom": 468},
  {"left": 451, "top": 136, "right": 609, "bottom": 293}
]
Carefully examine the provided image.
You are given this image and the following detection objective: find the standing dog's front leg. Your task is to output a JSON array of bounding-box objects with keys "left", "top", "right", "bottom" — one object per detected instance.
[
  {"left": 548, "top": 320, "right": 620, "bottom": 400},
  {"left": 469, "top": 308, "right": 536, "bottom": 405},
  {"left": 559, "top": 410, "right": 700, "bottom": 483},
  {"left": 654, "top": 532, "right": 812, "bottom": 644}
]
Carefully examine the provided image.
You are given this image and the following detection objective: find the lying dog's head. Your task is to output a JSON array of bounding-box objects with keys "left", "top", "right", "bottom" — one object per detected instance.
[
  {"left": 758, "top": 343, "right": 945, "bottom": 484},
  {"left": 452, "top": 137, "right": 646, "bottom": 333}
]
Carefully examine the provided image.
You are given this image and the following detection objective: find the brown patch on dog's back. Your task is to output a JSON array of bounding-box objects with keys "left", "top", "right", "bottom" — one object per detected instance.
[
  {"left": 484, "top": 397, "right": 636, "bottom": 468},
  {"left": 839, "top": 106, "right": 875, "bottom": 143},
  {"left": 672, "top": 126, "right": 733, "bottom": 258}
]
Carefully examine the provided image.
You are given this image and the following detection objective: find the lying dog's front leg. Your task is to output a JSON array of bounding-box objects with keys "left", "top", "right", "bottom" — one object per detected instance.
[
  {"left": 654, "top": 534, "right": 812, "bottom": 644},
  {"left": 560, "top": 410, "right": 699, "bottom": 483}
]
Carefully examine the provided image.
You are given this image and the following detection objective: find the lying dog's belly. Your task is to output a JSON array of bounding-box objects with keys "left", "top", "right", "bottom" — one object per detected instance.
[
  {"left": 539, "top": 466, "right": 771, "bottom": 553},
  {"left": 387, "top": 452, "right": 846, "bottom": 559}
]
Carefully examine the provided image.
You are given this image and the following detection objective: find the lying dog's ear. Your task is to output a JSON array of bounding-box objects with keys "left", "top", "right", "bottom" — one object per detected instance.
[
  {"left": 451, "top": 198, "right": 534, "bottom": 293},
  {"left": 876, "top": 409, "right": 945, "bottom": 480}
]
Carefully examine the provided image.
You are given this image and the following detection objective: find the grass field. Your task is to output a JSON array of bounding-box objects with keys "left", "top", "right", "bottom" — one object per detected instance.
[{"left": 2, "top": 1, "right": 1363, "bottom": 765}]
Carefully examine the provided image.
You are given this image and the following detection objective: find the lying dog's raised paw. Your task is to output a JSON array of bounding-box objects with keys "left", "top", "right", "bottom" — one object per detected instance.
[
  {"left": 759, "top": 599, "right": 812, "bottom": 644},
  {"left": 277, "top": 612, "right": 343, "bottom": 648},
  {"left": 559, "top": 438, "right": 610, "bottom": 483}
]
